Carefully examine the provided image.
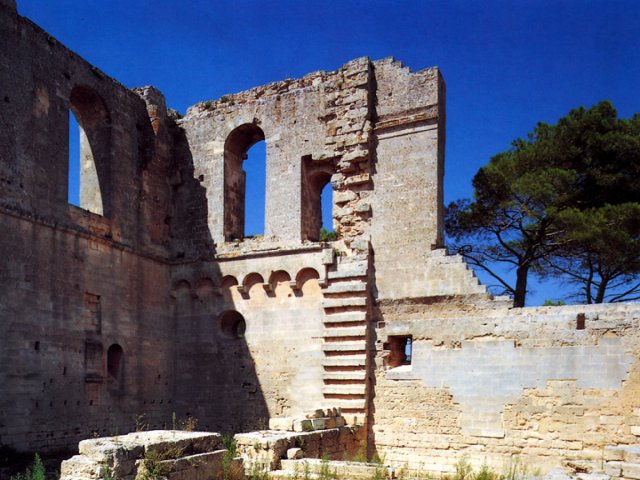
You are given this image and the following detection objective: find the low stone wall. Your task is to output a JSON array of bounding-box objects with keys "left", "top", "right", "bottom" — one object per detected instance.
[
  {"left": 235, "top": 420, "right": 362, "bottom": 471},
  {"left": 59, "top": 431, "right": 237, "bottom": 480}
]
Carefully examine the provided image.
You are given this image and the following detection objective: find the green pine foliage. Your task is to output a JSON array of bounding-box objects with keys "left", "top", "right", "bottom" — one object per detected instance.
[{"left": 446, "top": 101, "right": 640, "bottom": 306}]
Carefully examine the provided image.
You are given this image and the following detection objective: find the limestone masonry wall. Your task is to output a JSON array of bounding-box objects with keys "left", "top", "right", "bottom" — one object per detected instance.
[
  {"left": 1, "top": 3, "right": 639, "bottom": 477},
  {"left": 374, "top": 301, "right": 640, "bottom": 474}
]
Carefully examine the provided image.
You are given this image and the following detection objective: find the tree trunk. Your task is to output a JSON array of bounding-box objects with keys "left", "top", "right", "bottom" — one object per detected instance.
[{"left": 513, "top": 265, "right": 529, "bottom": 308}]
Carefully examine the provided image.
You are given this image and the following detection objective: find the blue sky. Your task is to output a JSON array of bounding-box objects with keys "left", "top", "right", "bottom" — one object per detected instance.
[{"left": 20, "top": 0, "right": 640, "bottom": 305}]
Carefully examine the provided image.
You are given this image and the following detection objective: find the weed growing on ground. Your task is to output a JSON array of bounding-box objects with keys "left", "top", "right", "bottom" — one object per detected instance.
[
  {"left": 248, "top": 461, "right": 269, "bottom": 480},
  {"left": 136, "top": 446, "right": 184, "bottom": 480},
  {"left": 452, "top": 458, "right": 473, "bottom": 480},
  {"left": 220, "top": 434, "right": 244, "bottom": 480},
  {"left": 319, "top": 454, "right": 338, "bottom": 480}
]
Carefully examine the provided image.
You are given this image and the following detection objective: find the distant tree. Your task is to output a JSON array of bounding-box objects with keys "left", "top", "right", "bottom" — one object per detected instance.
[
  {"left": 539, "top": 203, "right": 640, "bottom": 303},
  {"left": 446, "top": 101, "right": 640, "bottom": 307},
  {"left": 319, "top": 227, "right": 337, "bottom": 242}
]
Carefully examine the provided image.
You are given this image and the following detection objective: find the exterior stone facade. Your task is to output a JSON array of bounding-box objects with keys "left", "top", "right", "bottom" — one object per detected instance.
[{"left": 1, "top": 2, "right": 639, "bottom": 476}]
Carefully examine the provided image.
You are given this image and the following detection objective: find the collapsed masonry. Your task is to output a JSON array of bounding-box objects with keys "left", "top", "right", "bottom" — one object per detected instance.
[{"left": 1, "top": 0, "right": 639, "bottom": 477}]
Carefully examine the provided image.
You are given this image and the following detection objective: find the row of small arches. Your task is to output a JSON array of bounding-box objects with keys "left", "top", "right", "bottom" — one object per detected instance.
[{"left": 172, "top": 267, "right": 323, "bottom": 299}]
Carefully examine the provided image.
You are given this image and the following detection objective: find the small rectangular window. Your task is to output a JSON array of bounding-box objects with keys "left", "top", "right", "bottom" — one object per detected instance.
[{"left": 385, "top": 335, "right": 412, "bottom": 368}]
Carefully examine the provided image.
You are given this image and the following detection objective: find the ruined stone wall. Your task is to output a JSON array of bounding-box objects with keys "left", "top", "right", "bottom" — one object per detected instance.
[
  {"left": 0, "top": 4, "right": 176, "bottom": 453},
  {"left": 0, "top": 4, "right": 172, "bottom": 255},
  {"left": 372, "top": 300, "right": 640, "bottom": 474},
  {"left": 175, "top": 58, "right": 377, "bottom": 253},
  {"left": 6, "top": 4, "right": 640, "bottom": 473}
]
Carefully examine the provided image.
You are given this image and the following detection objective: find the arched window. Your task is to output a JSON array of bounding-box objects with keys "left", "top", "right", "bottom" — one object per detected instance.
[
  {"left": 107, "top": 343, "right": 124, "bottom": 386},
  {"left": 68, "top": 85, "right": 111, "bottom": 216},
  {"left": 224, "top": 123, "right": 265, "bottom": 241}
]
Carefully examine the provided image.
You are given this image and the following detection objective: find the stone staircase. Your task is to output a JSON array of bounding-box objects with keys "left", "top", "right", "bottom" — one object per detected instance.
[
  {"left": 423, "top": 248, "right": 489, "bottom": 296},
  {"left": 321, "top": 256, "right": 370, "bottom": 424},
  {"left": 269, "top": 459, "right": 391, "bottom": 479}
]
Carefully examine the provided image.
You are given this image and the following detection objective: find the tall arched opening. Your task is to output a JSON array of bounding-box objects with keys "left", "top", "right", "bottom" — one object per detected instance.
[
  {"left": 68, "top": 85, "right": 111, "bottom": 216},
  {"left": 223, "top": 123, "right": 265, "bottom": 241}
]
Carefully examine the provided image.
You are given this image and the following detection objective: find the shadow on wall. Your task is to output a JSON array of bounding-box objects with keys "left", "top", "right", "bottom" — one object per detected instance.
[
  {"left": 170, "top": 277, "right": 270, "bottom": 433},
  {"left": 169, "top": 125, "right": 215, "bottom": 259}
]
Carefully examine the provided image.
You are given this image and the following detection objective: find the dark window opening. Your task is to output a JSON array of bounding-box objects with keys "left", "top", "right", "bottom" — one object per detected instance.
[
  {"left": 385, "top": 335, "right": 412, "bottom": 368},
  {"left": 219, "top": 310, "right": 247, "bottom": 339},
  {"left": 107, "top": 343, "right": 124, "bottom": 387},
  {"left": 576, "top": 313, "right": 586, "bottom": 330}
]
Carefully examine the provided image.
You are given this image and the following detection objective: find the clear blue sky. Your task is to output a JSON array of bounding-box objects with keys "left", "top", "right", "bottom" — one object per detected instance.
[{"left": 19, "top": 0, "right": 640, "bottom": 305}]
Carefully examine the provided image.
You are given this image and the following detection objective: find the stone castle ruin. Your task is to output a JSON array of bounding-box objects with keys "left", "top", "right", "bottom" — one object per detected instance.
[{"left": 1, "top": 0, "right": 639, "bottom": 477}]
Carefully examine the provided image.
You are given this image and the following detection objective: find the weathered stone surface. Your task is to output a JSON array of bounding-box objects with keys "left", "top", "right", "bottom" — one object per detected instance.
[
  {"left": 3, "top": 7, "right": 640, "bottom": 479},
  {"left": 61, "top": 431, "right": 229, "bottom": 480},
  {"left": 269, "top": 417, "right": 295, "bottom": 431},
  {"left": 287, "top": 448, "right": 303, "bottom": 459}
]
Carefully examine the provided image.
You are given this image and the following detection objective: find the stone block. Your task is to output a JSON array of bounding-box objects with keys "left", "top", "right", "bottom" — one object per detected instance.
[
  {"left": 287, "top": 448, "right": 303, "bottom": 459},
  {"left": 60, "top": 455, "right": 102, "bottom": 479},
  {"left": 293, "top": 419, "right": 313, "bottom": 432},
  {"left": 625, "top": 446, "right": 640, "bottom": 462},
  {"left": 603, "top": 461, "right": 622, "bottom": 477},
  {"left": 622, "top": 462, "right": 640, "bottom": 480},
  {"left": 334, "top": 190, "right": 357, "bottom": 204},
  {"left": 269, "top": 417, "right": 295, "bottom": 431},
  {"left": 311, "top": 418, "right": 326, "bottom": 430},
  {"left": 603, "top": 445, "right": 626, "bottom": 461},
  {"left": 305, "top": 409, "right": 326, "bottom": 419}
]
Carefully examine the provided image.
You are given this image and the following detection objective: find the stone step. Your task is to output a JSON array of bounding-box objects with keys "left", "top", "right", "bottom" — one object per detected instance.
[
  {"left": 323, "top": 281, "right": 367, "bottom": 295},
  {"left": 324, "top": 397, "right": 367, "bottom": 410},
  {"left": 322, "top": 371, "right": 366, "bottom": 381},
  {"left": 323, "top": 326, "right": 366, "bottom": 338},
  {"left": 323, "top": 311, "right": 366, "bottom": 324},
  {"left": 269, "top": 471, "right": 322, "bottom": 479},
  {"left": 327, "top": 262, "right": 367, "bottom": 280},
  {"left": 323, "top": 384, "right": 366, "bottom": 396},
  {"left": 279, "top": 459, "right": 390, "bottom": 478},
  {"left": 322, "top": 341, "right": 366, "bottom": 352},
  {"left": 322, "top": 355, "right": 367, "bottom": 367},
  {"left": 322, "top": 297, "right": 367, "bottom": 309}
]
